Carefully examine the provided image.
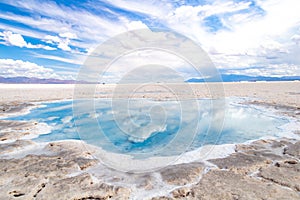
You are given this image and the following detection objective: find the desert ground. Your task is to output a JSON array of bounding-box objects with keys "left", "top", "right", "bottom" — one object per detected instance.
[{"left": 0, "top": 82, "right": 299, "bottom": 200}]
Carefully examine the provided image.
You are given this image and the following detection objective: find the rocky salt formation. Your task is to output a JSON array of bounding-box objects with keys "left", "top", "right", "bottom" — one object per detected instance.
[
  {"left": 159, "top": 162, "right": 204, "bottom": 186},
  {"left": 259, "top": 160, "right": 300, "bottom": 192},
  {"left": 0, "top": 120, "right": 51, "bottom": 143},
  {"left": 0, "top": 141, "right": 131, "bottom": 200},
  {"left": 284, "top": 141, "right": 300, "bottom": 159},
  {"left": 153, "top": 139, "right": 300, "bottom": 200},
  {"left": 0, "top": 139, "right": 35, "bottom": 155},
  {"left": 1, "top": 137, "right": 299, "bottom": 200},
  {"left": 0, "top": 102, "right": 36, "bottom": 118}
]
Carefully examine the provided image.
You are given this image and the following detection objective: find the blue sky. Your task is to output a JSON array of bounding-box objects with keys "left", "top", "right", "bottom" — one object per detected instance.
[{"left": 0, "top": 0, "right": 299, "bottom": 80}]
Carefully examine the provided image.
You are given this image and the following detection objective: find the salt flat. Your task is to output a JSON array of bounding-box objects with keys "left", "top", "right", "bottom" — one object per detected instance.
[
  {"left": 0, "top": 82, "right": 299, "bottom": 200},
  {"left": 0, "top": 82, "right": 299, "bottom": 108}
]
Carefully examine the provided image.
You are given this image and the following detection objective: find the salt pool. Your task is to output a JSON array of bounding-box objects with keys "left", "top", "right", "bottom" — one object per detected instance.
[{"left": 5, "top": 98, "right": 292, "bottom": 159}]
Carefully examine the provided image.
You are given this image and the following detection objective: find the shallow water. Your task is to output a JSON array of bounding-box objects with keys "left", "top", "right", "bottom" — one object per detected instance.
[{"left": 5, "top": 98, "right": 290, "bottom": 158}]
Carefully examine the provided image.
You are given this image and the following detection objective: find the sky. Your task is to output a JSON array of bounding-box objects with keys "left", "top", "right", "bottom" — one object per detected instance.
[{"left": 0, "top": 0, "right": 300, "bottom": 81}]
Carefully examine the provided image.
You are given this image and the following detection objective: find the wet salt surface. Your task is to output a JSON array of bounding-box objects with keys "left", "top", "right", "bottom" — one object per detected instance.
[{"left": 4, "top": 97, "right": 297, "bottom": 158}]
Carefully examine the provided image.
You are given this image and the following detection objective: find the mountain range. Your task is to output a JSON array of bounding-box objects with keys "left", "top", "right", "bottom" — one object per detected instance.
[
  {"left": 187, "top": 74, "right": 300, "bottom": 82},
  {"left": 0, "top": 76, "right": 77, "bottom": 84},
  {"left": 0, "top": 74, "right": 299, "bottom": 83}
]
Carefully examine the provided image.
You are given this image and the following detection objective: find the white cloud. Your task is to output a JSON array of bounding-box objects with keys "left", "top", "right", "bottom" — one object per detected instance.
[
  {"left": 59, "top": 32, "right": 77, "bottom": 39},
  {"left": 210, "top": 0, "right": 300, "bottom": 53},
  {"left": 102, "top": 0, "right": 173, "bottom": 18},
  {"left": 0, "top": 22, "right": 47, "bottom": 39},
  {"left": 44, "top": 35, "right": 60, "bottom": 44},
  {"left": 166, "top": 1, "right": 251, "bottom": 23},
  {"left": 0, "top": 58, "right": 69, "bottom": 79},
  {"left": 125, "top": 21, "right": 149, "bottom": 30},
  {"left": 0, "top": 1, "right": 149, "bottom": 52},
  {"left": 1, "top": 0, "right": 300, "bottom": 78},
  {"left": 225, "top": 64, "right": 300, "bottom": 77},
  {"left": 33, "top": 53, "right": 84, "bottom": 65},
  {"left": 0, "top": 31, "right": 56, "bottom": 50},
  {"left": 44, "top": 32, "right": 78, "bottom": 51},
  {"left": 155, "top": 0, "right": 300, "bottom": 77},
  {"left": 291, "top": 34, "right": 300, "bottom": 45},
  {"left": 45, "top": 34, "right": 72, "bottom": 51},
  {"left": 1, "top": 31, "right": 27, "bottom": 47},
  {"left": 162, "top": 0, "right": 293, "bottom": 55}
]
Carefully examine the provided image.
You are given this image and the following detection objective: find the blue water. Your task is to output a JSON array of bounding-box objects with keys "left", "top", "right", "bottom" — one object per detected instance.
[{"left": 5, "top": 98, "right": 289, "bottom": 156}]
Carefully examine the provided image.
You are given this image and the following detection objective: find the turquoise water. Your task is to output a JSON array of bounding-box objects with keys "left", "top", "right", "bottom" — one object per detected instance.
[{"left": 5, "top": 98, "right": 289, "bottom": 156}]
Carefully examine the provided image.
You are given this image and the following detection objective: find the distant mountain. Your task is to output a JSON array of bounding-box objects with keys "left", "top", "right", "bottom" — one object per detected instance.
[
  {"left": 1, "top": 74, "right": 299, "bottom": 84},
  {"left": 0, "top": 76, "right": 77, "bottom": 84},
  {"left": 187, "top": 74, "right": 300, "bottom": 82}
]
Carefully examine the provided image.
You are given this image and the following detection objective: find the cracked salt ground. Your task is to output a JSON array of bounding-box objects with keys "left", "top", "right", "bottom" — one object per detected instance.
[{"left": 0, "top": 138, "right": 299, "bottom": 199}]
